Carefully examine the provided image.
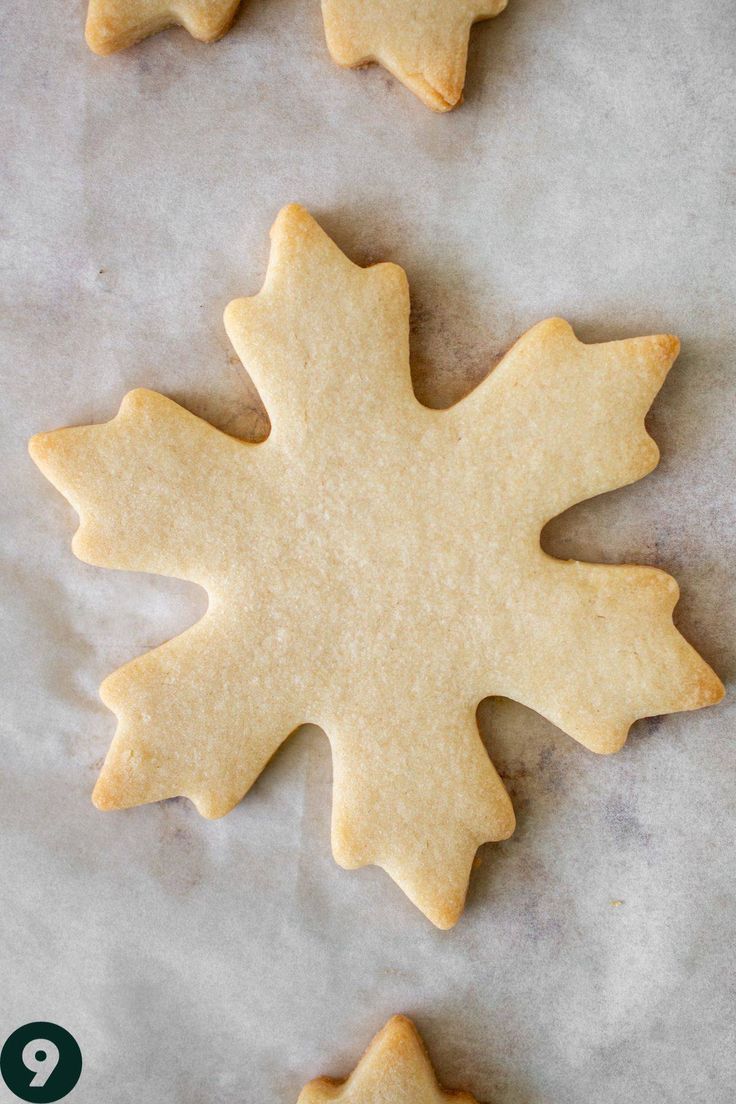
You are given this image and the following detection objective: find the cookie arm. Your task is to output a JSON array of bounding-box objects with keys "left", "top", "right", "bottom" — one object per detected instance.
[
  {"left": 453, "top": 317, "right": 722, "bottom": 746},
  {"left": 29, "top": 388, "right": 262, "bottom": 586},
  {"left": 498, "top": 557, "right": 724, "bottom": 754},
  {"left": 224, "top": 204, "right": 417, "bottom": 448},
  {"left": 453, "top": 317, "right": 678, "bottom": 529},
  {"left": 91, "top": 604, "right": 303, "bottom": 817},
  {"left": 327, "top": 701, "right": 514, "bottom": 929}
]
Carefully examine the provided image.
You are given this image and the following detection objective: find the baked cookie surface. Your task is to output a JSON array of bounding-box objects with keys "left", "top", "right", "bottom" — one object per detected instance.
[
  {"left": 298, "top": 1016, "right": 477, "bottom": 1103},
  {"left": 321, "top": 0, "right": 508, "bottom": 110},
  {"left": 29, "top": 205, "right": 723, "bottom": 928},
  {"left": 85, "top": 0, "right": 242, "bottom": 55}
]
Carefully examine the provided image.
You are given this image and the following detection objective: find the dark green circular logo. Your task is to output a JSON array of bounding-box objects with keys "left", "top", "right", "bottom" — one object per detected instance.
[{"left": 0, "top": 1024, "right": 82, "bottom": 1102}]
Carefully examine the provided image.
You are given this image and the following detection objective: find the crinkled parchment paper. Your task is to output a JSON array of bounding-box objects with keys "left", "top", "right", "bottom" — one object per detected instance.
[{"left": 1, "top": 1, "right": 734, "bottom": 1100}]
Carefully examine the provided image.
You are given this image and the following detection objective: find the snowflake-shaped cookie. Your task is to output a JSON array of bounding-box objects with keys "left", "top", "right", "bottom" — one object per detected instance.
[{"left": 30, "top": 205, "right": 723, "bottom": 927}]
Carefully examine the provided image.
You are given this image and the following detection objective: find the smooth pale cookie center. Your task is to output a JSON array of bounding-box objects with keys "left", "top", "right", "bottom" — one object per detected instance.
[{"left": 218, "top": 424, "right": 534, "bottom": 712}]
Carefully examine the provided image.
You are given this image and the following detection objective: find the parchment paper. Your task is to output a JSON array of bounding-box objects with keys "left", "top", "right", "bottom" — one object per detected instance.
[{"left": 1, "top": 1, "right": 735, "bottom": 1101}]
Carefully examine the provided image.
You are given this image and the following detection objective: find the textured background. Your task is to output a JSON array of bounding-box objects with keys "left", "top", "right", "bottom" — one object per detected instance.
[{"left": 1, "top": 1, "right": 735, "bottom": 1101}]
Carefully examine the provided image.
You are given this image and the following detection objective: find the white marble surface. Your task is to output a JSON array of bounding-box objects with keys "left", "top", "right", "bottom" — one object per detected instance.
[{"left": 1, "top": 1, "right": 735, "bottom": 1101}]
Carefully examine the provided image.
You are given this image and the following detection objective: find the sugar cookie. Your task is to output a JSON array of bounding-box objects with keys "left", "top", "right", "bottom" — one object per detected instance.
[
  {"left": 85, "top": 0, "right": 242, "bottom": 55},
  {"left": 29, "top": 205, "right": 723, "bottom": 927},
  {"left": 298, "top": 1016, "right": 477, "bottom": 1103},
  {"left": 321, "top": 0, "right": 508, "bottom": 110}
]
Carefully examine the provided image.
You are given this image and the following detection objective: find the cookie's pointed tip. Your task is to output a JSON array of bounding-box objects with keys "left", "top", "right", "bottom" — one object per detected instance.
[
  {"left": 362, "top": 1014, "right": 428, "bottom": 1065},
  {"left": 272, "top": 202, "right": 315, "bottom": 236},
  {"left": 268, "top": 203, "right": 333, "bottom": 259},
  {"left": 28, "top": 428, "right": 74, "bottom": 486},
  {"left": 695, "top": 668, "right": 726, "bottom": 708},
  {"left": 627, "top": 333, "right": 679, "bottom": 390},
  {"left": 91, "top": 775, "right": 118, "bottom": 811},
  {"left": 653, "top": 333, "right": 681, "bottom": 361},
  {"left": 496, "top": 801, "right": 516, "bottom": 840},
  {"left": 383, "top": 1013, "right": 417, "bottom": 1031},
  {"left": 28, "top": 430, "right": 51, "bottom": 465},
  {"left": 414, "top": 881, "right": 468, "bottom": 930},
  {"left": 84, "top": 19, "right": 117, "bottom": 56}
]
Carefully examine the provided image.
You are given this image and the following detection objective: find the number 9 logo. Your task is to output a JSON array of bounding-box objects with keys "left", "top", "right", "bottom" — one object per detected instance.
[
  {"left": 0, "top": 1024, "right": 81, "bottom": 1102},
  {"left": 20, "top": 1041, "right": 60, "bottom": 1088}
]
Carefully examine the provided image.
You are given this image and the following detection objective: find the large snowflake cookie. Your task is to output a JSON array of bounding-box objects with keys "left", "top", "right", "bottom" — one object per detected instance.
[
  {"left": 298, "top": 1015, "right": 477, "bottom": 1103},
  {"left": 30, "top": 205, "right": 723, "bottom": 928}
]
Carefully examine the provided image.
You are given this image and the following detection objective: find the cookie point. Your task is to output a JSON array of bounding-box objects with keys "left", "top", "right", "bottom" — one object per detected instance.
[
  {"left": 696, "top": 669, "right": 726, "bottom": 707},
  {"left": 272, "top": 202, "right": 313, "bottom": 236},
  {"left": 655, "top": 333, "right": 681, "bottom": 361},
  {"left": 191, "top": 792, "right": 236, "bottom": 819},
  {"left": 592, "top": 727, "right": 630, "bottom": 755},
  {"left": 496, "top": 802, "right": 516, "bottom": 840},
  {"left": 429, "top": 94, "right": 458, "bottom": 113},
  {"left": 368, "top": 1016, "right": 426, "bottom": 1060},
  {"left": 522, "top": 317, "right": 576, "bottom": 348},
  {"left": 425, "top": 898, "right": 463, "bottom": 930},
  {"left": 384, "top": 1013, "right": 416, "bottom": 1031},
  {"left": 118, "top": 388, "right": 159, "bottom": 418},
  {"left": 369, "top": 259, "right": 406, "bottom": 284},
  {"left": 223, "top": 296, "right": 243, "bottom": 331},
  {"left": 546, "top": 316, "right": 576, "bottom": 337},
  {"left": 28, "top": 431, "right": 51, "bottom": 463},
  {"left": 91, "top": 777, "right": 117, "bottom": 811},
  {"left": 84, "top": 26, "right": 115, "bottom": 56},
  {"left": 632, "top": 432, "right": 661, "bottom": 481},
  {"left": 70, "top": 527, "right": 91, "bottom": 563}
]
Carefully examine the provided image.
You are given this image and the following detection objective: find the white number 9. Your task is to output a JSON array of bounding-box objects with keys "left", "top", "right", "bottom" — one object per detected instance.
[{"left": 21, "top": 1039, "right": 60, "bottom": 1086}]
